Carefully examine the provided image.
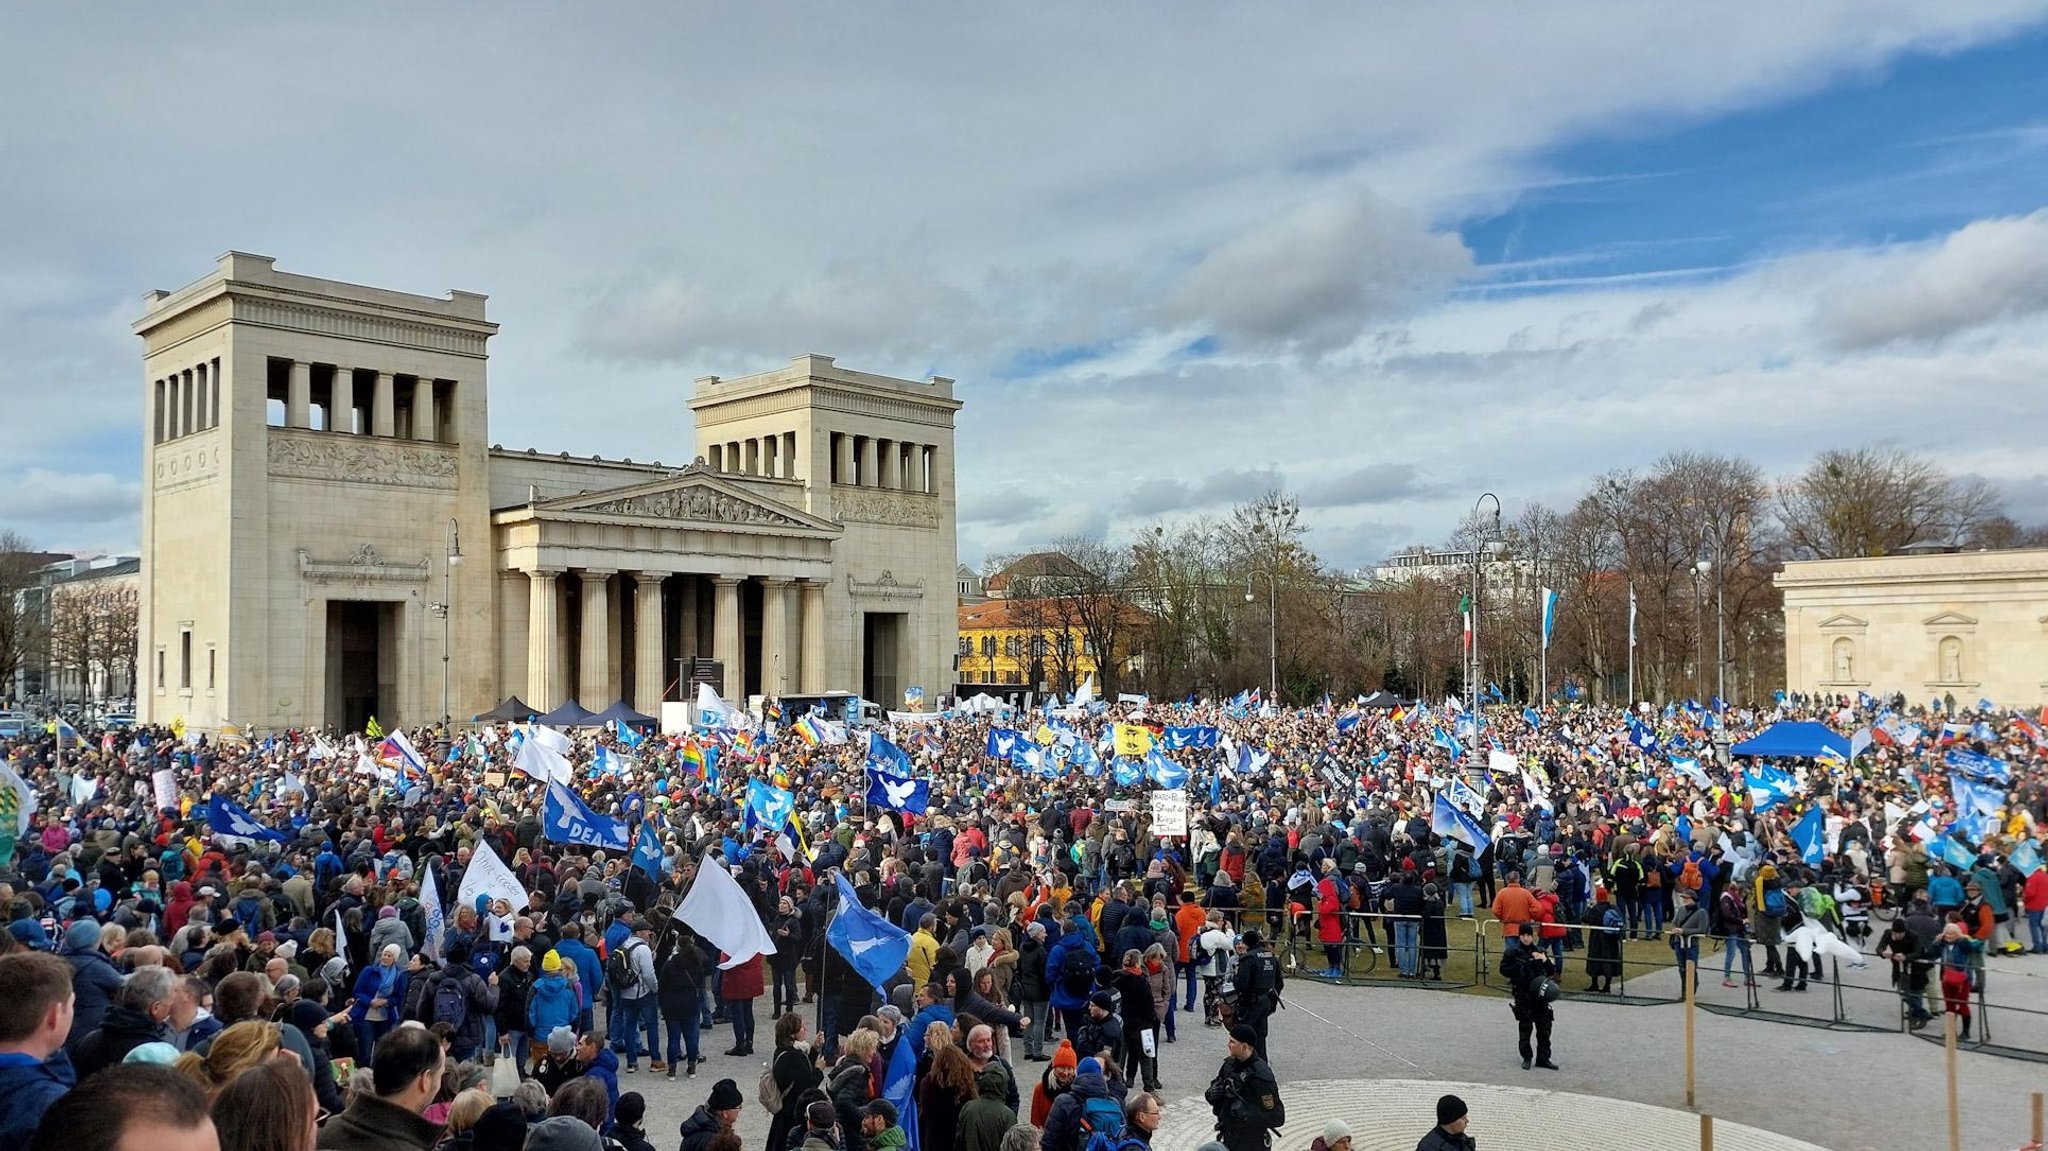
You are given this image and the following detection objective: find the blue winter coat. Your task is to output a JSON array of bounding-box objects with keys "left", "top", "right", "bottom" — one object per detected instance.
[
  {"left": 526, "top": 972, "right": 579, "bottom": 1037},
  {"left": 0, "top": 1050, "right": 76, "bottom": 1148},
  {"left": 349, "top": 963, "right": 412, "bottom": 1025},
  {"left": 554, "top": 938, "right": 603, "bottom": 1010},
  {"left": 1045, "top": 933, "right": 1100, "bottom": 1012}
]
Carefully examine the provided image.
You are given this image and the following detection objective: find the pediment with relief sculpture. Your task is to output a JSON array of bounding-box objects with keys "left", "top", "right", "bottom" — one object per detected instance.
[{"left": 531, "top": 468, "right": 840, "bottom": 534}]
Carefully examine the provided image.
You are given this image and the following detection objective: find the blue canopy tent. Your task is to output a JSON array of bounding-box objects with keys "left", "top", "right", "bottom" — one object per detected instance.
[
  {"left": 589, "top": 700, "right": 659, "bottom": 730},
  {"left": 1729, "top": 721, "right": 1850, "bottom": 760},
  {"left": 537, "top": 699, "right": 601, "bottom": 727},
  {"left": 472, "top": 696, "right": 537, "bottom": 723}
]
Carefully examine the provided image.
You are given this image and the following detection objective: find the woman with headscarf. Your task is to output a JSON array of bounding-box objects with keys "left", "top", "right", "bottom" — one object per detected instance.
[{"left": 348, "top": 942, "right": 408, "bottom": 1062}]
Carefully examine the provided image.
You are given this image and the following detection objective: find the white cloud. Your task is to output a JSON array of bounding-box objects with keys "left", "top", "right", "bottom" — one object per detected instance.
[{"left": 1813, "top": 209, "right": 2048, "bottom": 348}]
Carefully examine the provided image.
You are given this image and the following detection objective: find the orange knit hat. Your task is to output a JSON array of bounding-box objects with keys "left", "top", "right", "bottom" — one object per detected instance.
[{"left": 1052, "top": 1039, "right": 1078, "bottom": 1070}]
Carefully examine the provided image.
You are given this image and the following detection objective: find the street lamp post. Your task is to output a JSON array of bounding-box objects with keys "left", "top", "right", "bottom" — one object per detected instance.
[
  {"left": 1245, "top": 570, "right": 1277, "bottom": 705},
  {"left": 436, "top": 519, "right": 462, "bottom": 727},
  {"left": 1693, "top": 556, "right": 1724, "bottom": 704},
  {"left": 1468, "top": 493, "right": 1503, "bottom": 750}
]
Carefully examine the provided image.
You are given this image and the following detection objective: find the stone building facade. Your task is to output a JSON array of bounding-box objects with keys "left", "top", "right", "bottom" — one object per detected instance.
[
  {"left": 135, "top": 253, "right": 959, "bottom": 733},
  {"left": 1777, "top": 547, "right": 2048, "bottom": 706}
]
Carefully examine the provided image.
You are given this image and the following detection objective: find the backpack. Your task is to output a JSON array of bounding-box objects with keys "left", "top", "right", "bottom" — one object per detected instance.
[
  {"left": 759, "top": 1050, "right": 789, "bottom": 1114},
  {"left": 607, "top": 938, "right": 644, "bottom": 995},
  {"left": 1762, "top": 886, "right": 1789, "bottom": 918},
  {"left": 1678, "top": 859, "right": 1703, "bottom": 892},
  {"left": 431, "top": 972, "right": 469, "bottom": 1030},
  {"left": 1644, "top": 864, "right": 1663, "bottom": 890},
  {"left": 1079, "top": 1093, "right": 1127, "bottom": 1151},
  {"left": 1060, "top": 944, "right": 1097, "bottom": 997}
]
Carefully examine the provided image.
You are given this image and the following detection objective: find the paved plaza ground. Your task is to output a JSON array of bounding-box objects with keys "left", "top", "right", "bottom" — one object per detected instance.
[{"left": 626, "top": 968, "right": 2045, "bottom": 1150}]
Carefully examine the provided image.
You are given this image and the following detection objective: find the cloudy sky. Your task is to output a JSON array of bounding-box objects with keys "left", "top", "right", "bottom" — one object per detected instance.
[{"left": 6, "top": 5, "right": 2048, "bottom": 567}]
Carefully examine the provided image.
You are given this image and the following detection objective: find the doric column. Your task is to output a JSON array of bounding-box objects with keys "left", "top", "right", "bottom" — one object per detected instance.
[
  {"left": 759, "top": 577, "right": 791, "bottom": 698},
  {"left": 859, "top": 437, "right": 878, "bottom": 486},
  {"left": 526, "top": 568, "right": 562, "bottom": 709},
  {"left": 677, "top": 577, "right": 699, "bottom": 658},
  {"left": 876, "top": 439, "right": 893, "bottom": 488},
  {"left": 799, "top": 579, "right": 827, "bottom": 693},
  {"left": 287, "top": 361, "right": 312, "bottom": 428},
  {"left": 783, "top": 432, "right": 799, "bottom": 479},
  {"left": 579, "top": 569, "right": 615, "bottom": 703},
  {"left": 413, "top": 377, "right": 437, "bottom": 441},
  {"left": 372, "top": 372, "right": 396, "bottom": 436},
  {"left": 712, "top": 575, "right": 744, "bottom": 698},
  {"left": 332, "top": 368, "right": 355, "bottom": 434},
  {"left": 834, "top": 433, "right": 852, "bottom": 484},
  {"left": 634, "top": 573, "right": 666, "bottom": 708}
]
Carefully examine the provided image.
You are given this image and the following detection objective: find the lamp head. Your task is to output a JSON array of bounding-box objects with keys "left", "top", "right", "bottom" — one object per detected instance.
[{"left": 1694, "top": 559, "right": 1711, "bottom": 576}]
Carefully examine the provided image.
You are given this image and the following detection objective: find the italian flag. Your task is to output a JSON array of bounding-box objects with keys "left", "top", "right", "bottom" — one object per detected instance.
[{"left": 1460, "top": 594, "right": 1472, "bottom": 650}]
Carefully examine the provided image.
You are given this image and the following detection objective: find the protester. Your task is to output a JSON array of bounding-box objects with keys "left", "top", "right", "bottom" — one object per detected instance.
[
  {"left": 26, "top": 1063, "right": 217, "bottom": 1151},
  {"left": 1416, "top": 1094, "right": 1473, "bottom": 1151}
]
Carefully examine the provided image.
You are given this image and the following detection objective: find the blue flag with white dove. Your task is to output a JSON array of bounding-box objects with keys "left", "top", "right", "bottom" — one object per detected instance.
[
  {"left": 865, "top": 766, "right": 931, "bottom": 814},
  {"left": 544, "top": 782, "right": 631, "bottom": 850},
  {"left": 827, "top": 871, "right": 913, "bottom": 989}
]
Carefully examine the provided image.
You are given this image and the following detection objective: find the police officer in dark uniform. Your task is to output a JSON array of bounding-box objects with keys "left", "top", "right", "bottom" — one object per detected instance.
[
  {"left": 1232, "top": 930, "right": 1283, "bottom": 1062},
  {"left": 1207, "top": 1023, "right": 1285, "bottom": 1151},
  {"left": 1499, "top": 922, "right": 1558, "bottom": 1069}
]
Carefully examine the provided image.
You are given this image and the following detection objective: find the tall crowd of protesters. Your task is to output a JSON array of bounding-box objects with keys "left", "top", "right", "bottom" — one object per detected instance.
[{"left": 0, "top": 684, "right": 2043, "bottom": 1151}]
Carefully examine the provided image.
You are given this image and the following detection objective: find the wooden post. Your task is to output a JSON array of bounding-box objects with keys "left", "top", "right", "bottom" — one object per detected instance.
[
  {"left": 1945, "top": 1012, "right": 1961, "bottom": 1151},
  {"left": 2030, "top": 1091, "right": 2042, "bottom": 1150},
  {"left": 1684, "top": 959, "right": 1697, "bottom": 1108},
  {"left": 1699, "top": 1112, "right": 1713, "bottom": 1151}
]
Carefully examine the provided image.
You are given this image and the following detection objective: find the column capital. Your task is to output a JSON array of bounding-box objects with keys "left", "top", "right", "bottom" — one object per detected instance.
[
  {"left": 757, "top": 575, "right": 794, "bottom": 588},
  {"left": 578, "top": 567, "right": 619, "bottom": 579},
  {"left": 795, "top": 576, "right": 829, "bottom": 588},
  {"left": 525, "top": 565, "right": 567, "bottom": 578},
  {"left": 711, "top": 574, "right": 747, "bottom": 586},
  {"left": 632, "top": 569, "right": 668, "bottom": 585}
]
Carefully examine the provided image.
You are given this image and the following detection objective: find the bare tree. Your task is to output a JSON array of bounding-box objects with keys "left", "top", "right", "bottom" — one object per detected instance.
[
  {"left": 1048, "top": 534, "right": 1141, "bottom": 698},
  {"left": 51, "top": 581, "right": 138, "bottom": 702},
  {"left": 1776, "top": 445, "right": 2003, "bottom": 559},
  {"left": 0, "top": 532, "right": 48, "bottom": 702}
]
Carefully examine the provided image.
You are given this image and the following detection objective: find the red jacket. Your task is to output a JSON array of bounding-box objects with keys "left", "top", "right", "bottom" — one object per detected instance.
[
  {"left": 2024, "top": 869, "right": 2048, "bottom": 913},
  {"left": 720, "top": 952, "right": 765, "bottom": 1001},
  {"left": 1315, "top": 878, "right": 1344, "bottom": 944}
]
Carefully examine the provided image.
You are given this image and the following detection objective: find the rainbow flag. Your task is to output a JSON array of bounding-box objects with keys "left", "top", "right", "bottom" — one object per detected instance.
[
  {"left": 680, "top": 738, "right": 710, "bottom": 781},
  {"left": 794, "top": 714, "right": 825, "bottom": 747}
]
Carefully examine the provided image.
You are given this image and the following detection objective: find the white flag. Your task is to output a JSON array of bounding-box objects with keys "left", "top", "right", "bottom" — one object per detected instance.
[
  {"left": 456, "top": 840, "right": 532, "bottom": 916},
  {"left": 420, "top": 866, "right": 446, "bottom": 961},
  {"left": 676, "top": 853, "right": 777, "bottom": 970},
  {"left": 332, "top": 908, "right": 350, "bottom": 967},
  {"left": 513, "top": 735, "right": 574, "bottom": 785},
  {"left": 1, "top": 762, "right": 37, "bottom": 834}
]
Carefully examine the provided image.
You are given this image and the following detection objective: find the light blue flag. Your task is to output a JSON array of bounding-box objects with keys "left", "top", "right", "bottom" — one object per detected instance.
[
  {"left": 543, "top": 783, "right": 631, "bottom": 850},
  {"left": 1945, "top": 749, "right": 2011, "bottom": 785},
  {"left": 1209, "top": 766, "right": 1222, "bottom": 807},
  {"left": 2012, "top": 840, "right": 2043, "bottom": 876},
  {"left": 827, "top": 872, "right": 913, "bottom": 989},
  {"left": 1791, "top": 805, "right": 1826, "bottom": 866},
  {"left": 1935, "top": 836, "right": 1977, "bottom": 870},
  {"left": 1743, "top": 765, "right": 1799, "bottom": 812},
  {"left": 1951, "top": 776, "right": 2002, "bottom": 819},
  {"left": 985, "top": 728, "right": 1023, "bottom": 759},
  {"left": 1145, "top": 750, "right": 1188, "bottom": 789},
  {"left": 1540, "top": 588, "right": 1560, "bottom": 649},
  {"left": 1074, "top": 741, "right": 1103, "bottom": 778},
  {"left": 883, "top": 1017, "right": 922, "bottom": 1151},
  {"left": 746, "top": 779, "right": 796, "bottom": 834},
  {"left": 631, "top": 820, "right": 666, "bottom": 883},
  {"left": 206, "top": 794, "right": 291, "bottom": 844},
  {"left": 614, "top": 720, "right": 643, "bottom": 750},
  {"left": 1431, "top": 792, "right": 1491, "bottom": 855},
  {"left": 867, "top": 734, "right": 913, "bottom": 777},
  {"left": 1111, "top": 757, "right": 1142, "bottom": 787},
  {"left": 593, "top": 746, "right": 628, "bottom": 778},
  {"left": 1671, "top": 758, "right": 1713, "bottom": 789}
]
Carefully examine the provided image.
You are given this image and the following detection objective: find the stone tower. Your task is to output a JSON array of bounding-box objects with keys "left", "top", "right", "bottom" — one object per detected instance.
[
  {"left": 134, "top": 252, "right": 498, "bottom": 732},
  {"left": 687, "top": 355, "right": 961, "bottom": 705}
]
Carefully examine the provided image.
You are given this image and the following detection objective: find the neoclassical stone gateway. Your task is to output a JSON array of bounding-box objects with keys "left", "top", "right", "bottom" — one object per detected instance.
[
  {"left": 136, "top": 253, "right": 960, "bottom": 733},
  {"left": 1778, "top": 546, "right": 2048, "bottom": 706}
]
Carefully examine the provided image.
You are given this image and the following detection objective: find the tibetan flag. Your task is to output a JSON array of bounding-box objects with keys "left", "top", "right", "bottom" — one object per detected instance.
[{"left": 378, "top": 730, "right": 428, "bottom": 777}]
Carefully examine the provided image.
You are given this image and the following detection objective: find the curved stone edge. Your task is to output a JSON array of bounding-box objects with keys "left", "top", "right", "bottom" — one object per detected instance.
[{"left": 1154, "top": 1077, "right": 1835, "bottom": 1151}]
